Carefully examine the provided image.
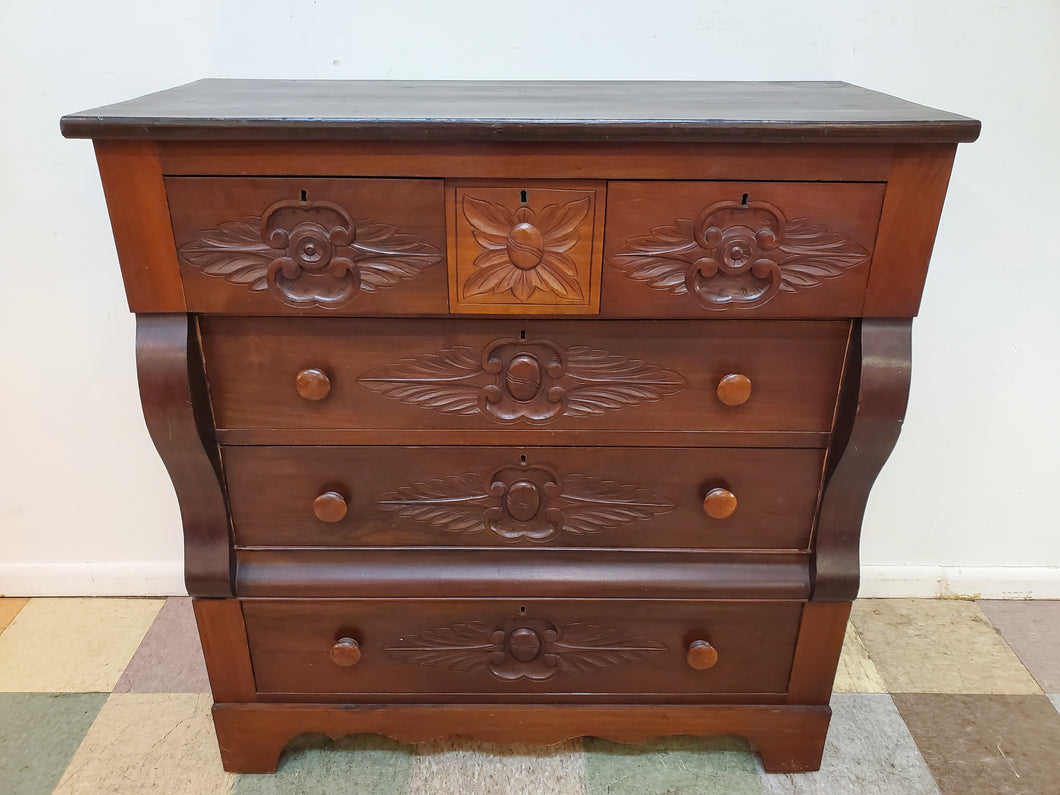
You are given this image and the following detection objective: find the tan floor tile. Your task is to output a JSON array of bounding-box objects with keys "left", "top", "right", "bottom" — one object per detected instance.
[
  {"left": 410, "top": 738, "right": 584, "bottom": 795},
  {"left": 850, "top": 599, "right": 1041, "bottom": 694},
  {"left": 833, "top": 621, "right": 886, "bottom": 693},
  {"left": 54, "top": 693, "right": 234, "bottom": 795},
  {"left": 0, "top": 598, "right": 29, "bottom": 632},
  {"left": 0, "top": 598, "right": 163, "bottom": 692}
]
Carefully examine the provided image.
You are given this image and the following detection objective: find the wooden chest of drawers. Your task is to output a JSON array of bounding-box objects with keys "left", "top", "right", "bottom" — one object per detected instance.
[{"left": 62, "top": 80, "right": 978, "bottom": 773}]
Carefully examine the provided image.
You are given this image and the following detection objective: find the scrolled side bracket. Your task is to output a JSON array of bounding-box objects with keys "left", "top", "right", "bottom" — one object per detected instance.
[
  {"left": 136, "top": 314, "right": 233, "bottom": 596},
  {"left": 813, "top": 318, "right": 912, "bottom": 601}
]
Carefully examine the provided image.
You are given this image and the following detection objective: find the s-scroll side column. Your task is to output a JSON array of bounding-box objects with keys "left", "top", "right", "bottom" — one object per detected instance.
[
  {"left": 813, "top": 318, "right": 912, "bottom": 601},
  {"left": 136, "top": 314, "right": 233, "bottom": 596}
]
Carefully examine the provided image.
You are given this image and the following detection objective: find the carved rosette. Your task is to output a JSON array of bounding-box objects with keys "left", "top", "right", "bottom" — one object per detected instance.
[
  {"left": 609, "top": 199, "right": 870, "bottom": 310},
  {"left": 176, "top": 198, "right": 442, "bottom": 308},
  {"left": 461, "top": 195, "right": 591, "bottom": 302},
  {"left": 357, "top": 336, "right": 685, "bottom": 424},
  {"left": 377, "top": 461, "right": 675, "bottom": 542},
  {"left": 383, "top": 614, "right": 668, "bottom": 680}
]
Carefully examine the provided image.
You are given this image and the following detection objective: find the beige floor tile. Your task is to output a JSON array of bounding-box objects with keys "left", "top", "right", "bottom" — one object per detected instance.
[
  {"left": 832, "top": 621, "right": 886, "bottom": 693},
  {"left": 850, "top": 599, "right": 1042, "bottom": 695},
  {"left": 0, "top": 598, "right": 163, "bottom": 692},
  {"left": 0, "top": 598, "right": 29, "bottom": 632},
  {"left": 54, "top": 693, "right": 234, "bottom": 795},
  {"left": 410, "top": 738, "right": 584, "bottom": 795}
]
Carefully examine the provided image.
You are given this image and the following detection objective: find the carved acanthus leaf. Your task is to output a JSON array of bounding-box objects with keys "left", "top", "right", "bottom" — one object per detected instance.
[
  {"left": 609, "top": 201, "right": 869, "bottom": 310},
  {"left": 551, "top": 623, "right": 669, "bottom": 674},
  {"left": 358, "top": 338, "right": 685, "bottom": 424},
  {"left": 176, "top": 218, "right": 276, "bottom": 292},
  {"left": 377, "top": 473, "right": 492, "bottom": 534},
  {"left": 382, "top": 621, "right": 496, "bottom": 672},
  {"left": 556, "top": 475, "right": 675, "bottom": 535}
]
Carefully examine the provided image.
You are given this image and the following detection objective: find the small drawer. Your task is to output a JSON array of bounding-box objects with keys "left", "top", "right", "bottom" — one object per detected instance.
[
  {"left": 165, "top": 177, "right": 447, "bottom": 314},
  {"left": 224, "top": 445, "right": 825, "bottom": 550},
  {"left": 242, "top": 599, "right": 803, "bottom": 701},
  {"left": 603, "top": 181, "right": 886, "bottom": 317},
  {"left": 200, "top": 317, "right": 849, "bottom": 444},
  {"left": 446, "top": 181, "right": 606, "bottom": 315}
]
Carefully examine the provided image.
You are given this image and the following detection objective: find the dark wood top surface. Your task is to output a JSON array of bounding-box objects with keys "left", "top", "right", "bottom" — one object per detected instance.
[{"left": 61, "top": 79, "right": 979, "bottom": 143}]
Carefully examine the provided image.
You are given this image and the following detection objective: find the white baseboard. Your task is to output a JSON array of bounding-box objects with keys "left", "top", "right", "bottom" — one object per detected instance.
[
  {"left": 0, "top": 562, "right": 186, "bottom": 597},
  {"left": 1, "top": 562, "right": 1058, "bottom": 599},
  {"left": 860, "top": 566, "right": 1060, "bottom": 599}
]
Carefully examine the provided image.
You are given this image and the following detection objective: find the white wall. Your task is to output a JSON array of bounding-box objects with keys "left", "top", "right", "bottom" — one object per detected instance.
[{"left": 1, "top": 1, "right": 1057, "bottom": 597}]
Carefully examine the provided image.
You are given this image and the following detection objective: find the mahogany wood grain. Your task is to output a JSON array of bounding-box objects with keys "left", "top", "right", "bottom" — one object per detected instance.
[
  {"left": 215, "top": 427, "right": 831, "bottom": 448},
  {"left": 785, "top": 601, "right": 852, "bottom": 704},
  {"left": 222, "top": 445, "right": 825, "bottom": 550},
  {"left": 199, "top": 317, "right": 850, "bottom": 438},
  {"left": 192, "top": 599, "right": 257, "bottom": 702},
  {"left": 234, "top": 549, "right": 812, "bottom": 600},
  {"left": 864, "top": 144, "right": 958, "bottom": 316},
  {"left": 61, "top": 79, "right": 980, "bottom": 144},
  {"left": 813, "top": 319, "right": 912, "bottom": 600},
  {"left": 93, "top": 141, "right": 184, "bottom": 313},
  {"left": 241, "top": 599, "right": 801, "bottom": 699},
  {"left": 602, "top": 181, "right": 885, "bottom": 319},
  {"left": 210, "top": 702, "right": 831, "bottom": 773},
  {"left": 136, "top": 316, "right": 231, "bottom": 596},
  {"left": 447, "top": 181, "right": 606, "bottom": 315},
  {"left": 165, "top": 177, "right": 447, "bottom": 315},
  {"left": 155, "top": 140, "right": 897, "bottom": 181}
]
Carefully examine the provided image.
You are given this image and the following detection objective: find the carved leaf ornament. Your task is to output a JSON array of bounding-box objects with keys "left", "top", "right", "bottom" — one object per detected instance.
[
  {"left": 358, "top": 336, "right": 686, "bottom": 424},
  {"left": 377, "top": 461, "right": 675, "bottom": 542},
  {"left": 177, "top": 198, "right": 442, "bottom": 308},
  {"left": 384, "top": 614, "right": 667, "bottom": 680},
  {"left": 462, "top": 195, "right": 591, "bottom": 302},
  {"left": 609, "top": 199, "right": 869, "bottom": 310}
]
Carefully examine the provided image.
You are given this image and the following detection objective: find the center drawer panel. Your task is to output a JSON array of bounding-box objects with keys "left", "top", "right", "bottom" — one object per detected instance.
[
  {"left": 200, "top": 317, "right": 849, "bottom": 443},
  {"left": 242, "top": 599, "right": 803, "bottom": 701},
  {"left": 224, "top": 445, "right": 825, "bottom": 550}
]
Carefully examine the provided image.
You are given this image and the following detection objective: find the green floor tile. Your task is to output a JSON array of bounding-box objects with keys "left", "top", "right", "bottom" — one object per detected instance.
[
  {"left": 584, "top": 735, "right": 761, "bottom": 795},
  {"left": 0, "top": 692, "right": 108, "bottom": 795},
  {"left": 231, "top": 733, "right": 415, "bottom": 795}
]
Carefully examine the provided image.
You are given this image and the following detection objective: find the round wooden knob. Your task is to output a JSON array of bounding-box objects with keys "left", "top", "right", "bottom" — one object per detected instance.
[
  {"left": 703, "top": 488, "right": 737, "bottom": 519},
  {"left": 687, "top": 640, "right": 719, "bottom": 670},
  {"left": 717, "top": 373, "right": 752, "bottom": 406},
  {"left": 295, "top": 368, "right": 331, "bottom": 400},
  {"left": 329, "top": 637, "right": 361, "bottom": 667},
  {"left": 313, "top": 491, "right": 348, "bottom": 523}
]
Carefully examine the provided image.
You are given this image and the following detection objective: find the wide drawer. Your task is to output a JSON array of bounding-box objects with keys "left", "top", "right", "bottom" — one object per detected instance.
[
  {"left": 242, "top": 599, "right": 803, "bottom": 701},
  {"left": 200, "top": 317, "right": 849, "bottom": 445},
  {"left": 166, "top": 177, "right": 447, "bottom": 314},
  {"left": 603, "top": 181, "right": 885, "bottom": 318},
  {"left": 224, "top": 445, "right": 825, "bottom": 550}
]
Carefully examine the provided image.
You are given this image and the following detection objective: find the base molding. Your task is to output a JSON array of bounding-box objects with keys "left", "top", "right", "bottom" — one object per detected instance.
[
  {"left": 860, "top": 566, "right": 1060, "bottom": 599},
  {"left": 211, "top": 702, "right": 831, "bottom": 774},
  {"left": 0, "top": 561, "right": 184, "bottom": 596}
]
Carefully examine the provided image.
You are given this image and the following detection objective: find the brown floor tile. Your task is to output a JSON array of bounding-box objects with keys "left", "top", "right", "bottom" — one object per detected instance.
[
  {"left": 114, "top": 597, "right": 210, "bottom": 693},
  {"left": 850, "top": 599, "right": 1041, "bottom": 694},
  {"left": 0, "top": 598, "right": 29, "bottom": 632},
  {"left": 893, "top": 694, "right": 1060, "bottom": 795},
  {"left": 978, "top": 600, "right": 1060, "bottom": 693}
]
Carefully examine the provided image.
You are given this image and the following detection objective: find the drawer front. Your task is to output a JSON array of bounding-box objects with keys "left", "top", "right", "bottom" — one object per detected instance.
[
  {"left": 603, "top": 181, "right": 885, "bottom": 317},
  {"left": 243, "top": 599, "right": 803, "bottom": 700},
  {"left": 200, "top": 317, "right": 849, "bottom": 441},
  {"left": 224, "top": 446, "right": 824, "bottom": 550},
  {"left": 166, "top": 177, "right": 447, "bottom": 314},
  {"left": 447, "top": 181, "right": 606, "bottom": 315}
]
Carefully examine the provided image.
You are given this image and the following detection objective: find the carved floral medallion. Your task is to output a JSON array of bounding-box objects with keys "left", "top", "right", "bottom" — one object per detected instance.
[
  {"left": 383, "top": 614, "right": 667, "bottom": 680},
  {"left": 176, "top": 198, "right": 442, "bottom": 308},
  {"left": 377, "top": 461, "right": 675, "bottom": 542},
  {"left": 357, "top": 336, "right": 685, "bottom": 423},
  {"left": 609, "top": 199, "right": 870, "bottom": 310},
  {"left": 461, "top": 194, "right": 591, "bottom": 302}
]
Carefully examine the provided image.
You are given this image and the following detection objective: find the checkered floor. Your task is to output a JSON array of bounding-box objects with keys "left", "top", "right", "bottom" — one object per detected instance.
[{"left": 1, "top": 597, "right": 1058, "bottom": 794}]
